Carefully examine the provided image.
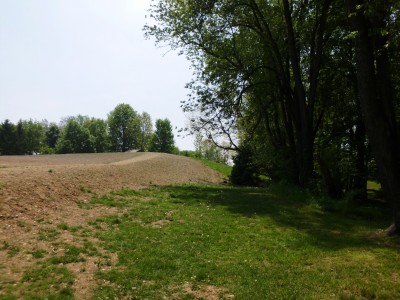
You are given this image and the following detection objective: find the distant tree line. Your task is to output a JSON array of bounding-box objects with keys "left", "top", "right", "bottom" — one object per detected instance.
[
  {"left": 180, "top": 133, "right": 231, "bottom": 164},
  {"left": 0, "top": 103, "right": 176, "bottom": 155}
]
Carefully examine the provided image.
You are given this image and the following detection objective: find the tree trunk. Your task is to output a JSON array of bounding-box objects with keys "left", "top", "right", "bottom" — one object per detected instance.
[
  {"left": 282, "top": 0, "right": 315, "bottom": 187},
  {"left": 348, "top": 0, "right": 400, "bottom": 235}
]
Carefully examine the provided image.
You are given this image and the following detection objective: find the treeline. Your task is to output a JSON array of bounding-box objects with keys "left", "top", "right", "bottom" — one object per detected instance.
[
  {"left": 0, "top": 103, "right": 176, "bottom": 155},
  {"left": 147, "top": 1, "right": 400, "bottom": 233}
]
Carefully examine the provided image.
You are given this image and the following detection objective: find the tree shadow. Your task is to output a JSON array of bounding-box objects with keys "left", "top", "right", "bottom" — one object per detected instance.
[{"left": 164, "top": 184, "right": 399, "bottom": 252}]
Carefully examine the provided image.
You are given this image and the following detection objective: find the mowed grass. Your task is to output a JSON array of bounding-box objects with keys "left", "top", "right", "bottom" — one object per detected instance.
[{"left": 3, "top": 183, "right": 400, "bottom": 299}]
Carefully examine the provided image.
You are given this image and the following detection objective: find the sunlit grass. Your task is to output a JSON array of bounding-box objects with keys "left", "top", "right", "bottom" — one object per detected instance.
[
  {"left": 196, "top": 158, "right": 233, "bottom": 178},
  {"left": 88, "top": 184, "right": 400, "bottom": 299},
  {"left": 3, "top": 183, "right": 399, "bottom": 299}
]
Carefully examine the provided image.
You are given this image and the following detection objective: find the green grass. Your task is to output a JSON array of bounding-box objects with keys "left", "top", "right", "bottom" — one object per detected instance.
[
  {"left": 367, "top": 181, "right": 381, "bottom": 191},
  {"left": 3, "top": 182, "right": 400, "bottom": 299},
  {"left": 88, "top": 184, "right": 399, "bottom": 299},
  {"left": 196, "top": 158, "right": 232, "bottom": 178}
]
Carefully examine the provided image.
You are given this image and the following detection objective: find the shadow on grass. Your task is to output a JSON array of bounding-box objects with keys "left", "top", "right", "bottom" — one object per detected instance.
[{"left": 161, "top": 183, "right": 398, "bottom": 252}]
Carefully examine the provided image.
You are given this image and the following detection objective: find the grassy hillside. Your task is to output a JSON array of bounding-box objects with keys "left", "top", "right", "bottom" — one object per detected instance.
[
  {"left": 3, "top": 182, "right": 399, "bottom": 299},
  {"left": 196, "top": 158, "right": 233, "bottom": 178}
]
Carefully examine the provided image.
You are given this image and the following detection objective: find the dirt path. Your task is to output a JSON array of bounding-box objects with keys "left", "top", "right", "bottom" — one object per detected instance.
[{"left": 0, "top": 153, "right": 225, "bottom": 298}]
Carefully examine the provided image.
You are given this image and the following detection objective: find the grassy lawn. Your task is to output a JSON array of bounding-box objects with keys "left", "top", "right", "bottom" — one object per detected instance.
[
  {"left": 3, "top": 182, "right": 400, "bottom": 299},
  {"left": 196, "top": 159, "right": 233, "bottom": 178}
]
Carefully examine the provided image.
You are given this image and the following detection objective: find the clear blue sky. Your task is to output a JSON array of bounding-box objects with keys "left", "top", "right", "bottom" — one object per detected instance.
[{"left": 0, "top": 0, "right": 195, "bottom": 150}]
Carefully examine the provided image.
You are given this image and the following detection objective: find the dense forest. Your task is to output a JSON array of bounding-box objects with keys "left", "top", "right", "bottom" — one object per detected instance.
[
  {"left": 0, "top": 103, "right": 176, "bottom": 155},
  {"left": 145, "top": 0, "right": 400, "bottom": 234}
]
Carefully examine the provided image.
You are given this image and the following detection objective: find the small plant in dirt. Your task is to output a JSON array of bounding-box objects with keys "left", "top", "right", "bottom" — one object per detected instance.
[
  {"left": 57, "top": 223, "right": 82, "bottom": 232},
  {"left": 37, "top": 228, "right": 60, "bottom": 241},
  {"left": 48, "top": 244, "right": 86, "bottom": 265},
  {"left": 1, "top": 241, "right": 21, "bottom": 257},
  {"left": 29, "top": 249, "right": 48, "bottom": 259},
  {"left": 80, "top": 185, "right": 92, "bottom": 193}
]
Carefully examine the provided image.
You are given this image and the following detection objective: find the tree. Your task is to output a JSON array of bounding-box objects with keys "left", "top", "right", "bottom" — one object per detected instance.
[
  {"left": 56, "top": 119, "right": 94, "bottom": 154},
  {"left": 84, "top": 118, "right": 109, "bottom": 153},
  {"left": 151, "top": 119, "right": 175, "bottom": 153},
  {"left": 108, "top": 104, "right": 141, "bottom": 152},
  {"left": 138, "top": 112, "right": 153, "bottom": 151},
  {"left": 347, "top": 0, "right": 400, "bottom": 234},
  {"left": 0, "top": 120, "right": 16, "bottom": 155},
  {"left": 22, "top": 120, "right": 45, "bottom": 154},
  {"left": 146, "top": 0, "right": 339, "bottom": 187},
  {"left": 45, "top": 123, "right": 60, "bottom": 149}
]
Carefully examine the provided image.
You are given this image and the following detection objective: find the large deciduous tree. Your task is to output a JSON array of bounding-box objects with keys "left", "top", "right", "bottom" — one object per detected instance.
[
  {"left": 146, "top": 0, "right": 338, "bottom": 186},
  {"left": 151, "top": 118, "right": 175, "bottom": 153},
  {"left": 138, "top": 112, "right": 153, "bottom": 152},
  {"left": 146, "top": 0, "right": 400, "bottom": 235},
  {"left": 108, "top": 104, "right": 141, "bottom": 152},
  {"left": 84, "top": 118, "right": 109, "bottom": 153},
  {"left": 56, "top": 119, "right": 94, "bottom": 154},
  {"left": 347, "top": 0, "right": 400, "bottom": 234}
]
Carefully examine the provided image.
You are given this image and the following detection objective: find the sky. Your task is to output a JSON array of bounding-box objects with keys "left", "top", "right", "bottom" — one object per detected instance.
[{"left": 0, "top": 0, "right": 195, "bottom": 150}]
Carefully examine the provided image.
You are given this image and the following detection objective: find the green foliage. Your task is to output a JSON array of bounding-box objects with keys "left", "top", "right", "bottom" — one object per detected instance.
[
  {"left": 56, "top": 119, "right": 95, "bottom": 153},
  {"left": 84, "top": 118, "right": 109, "bottom": 153},
  {"left": 45, "top": 123, "right": 60, "bottom": 149},
  {"left": 150, "top": 118, "right": 175, "bottom": 153},
  {"left": 0, "top": 119, "right": 17, "bottom": 155},
  {"left": 0, "top": 106, "right": 174, "bottom": 156},
  {"left": 138, "top": 112, "right": 153, "bottom": 151},
  {"left": 0, "top": 119, "right": 46, "bottom": 155},
  {"left": 194, "top": 133, "right": 231, "bottom": 164},
  {"left": 108, "top": 103, "right": 141, "bottom": 152},
  {"left": 145, "top": 0, "right": 400, "bottom": 204},
  {"left": 231, "top": 146, "right": 260, "bottom": 186}
]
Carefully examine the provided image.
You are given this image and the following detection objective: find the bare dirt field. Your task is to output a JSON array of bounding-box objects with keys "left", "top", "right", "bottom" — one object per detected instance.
[{"left": 0, "top": 152, "right": 225, "bottom": 298}]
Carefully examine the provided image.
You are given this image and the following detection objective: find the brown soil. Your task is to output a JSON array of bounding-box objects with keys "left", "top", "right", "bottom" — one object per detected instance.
[{"left": 0, "top": 152, "right": 225, "bottom": 298}]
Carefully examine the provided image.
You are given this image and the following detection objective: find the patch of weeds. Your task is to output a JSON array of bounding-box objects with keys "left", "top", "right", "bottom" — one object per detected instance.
[
  {"left": 57, "top": 223, "right": 82, "bottom": 233},
  {"left": 83, "top": 240, "right": 99, "bottom": 256},
  {"left": 57, "top": 223, "right": 69, "bottom": 231},
  {"left": 36, "top": 217, "right": 46, "bottom": 224},
  {"left": 90, "top": 194, "right": 128, "bottom": 208},
  {"left": 48, "top": 244, "right": 86, "bottom": 265},
  {"left": 103, "top": 216, "right": 122, "bottom": 227},
  {"left": 1, "top": 240, "right": 9, "bottom": 250},
  {"left": 80, "top": 185, "right": 92, "bottom": 193},
  {"left": 77, "top": 201, "right": 92, "bottom": 209},
  {"left": 111, "top": 188, "right": 143, "bottom": 197},
  {"left": 48, "top": 169, "right": 53, "bottom": 173},
  {"left": 7, "top": 245, "right": 21, "bottom": 257},
  {"left": 16, "top": 221, "right": 26, "bottom": 228},
  {"left": 29, "top": 249, "right": 48, "bottom": 259},
  {"left": 1, "top": 241, "right": 21, "bottom": 257},
  {"left": 37, "top": 228, "right": 60, "bottom": 241},
  {"left": 22, "top": 265, "right": 74, "bottom": 299}
]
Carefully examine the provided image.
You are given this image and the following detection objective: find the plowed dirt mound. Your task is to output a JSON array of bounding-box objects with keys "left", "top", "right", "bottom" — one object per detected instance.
[
  {"left": 0, "top": 152, "right": 225, "bottom": 298},
  {"left": 0, "top": 152, "right": 224, "bottom": 224}
]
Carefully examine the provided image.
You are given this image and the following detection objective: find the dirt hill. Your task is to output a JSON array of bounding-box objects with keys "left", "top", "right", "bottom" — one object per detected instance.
[
  {"left": 0, "top": 152, "right": 225, "bottom": 223},
  {"left": 0, "top": 152, "right": 225, "bottom": 297}
]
